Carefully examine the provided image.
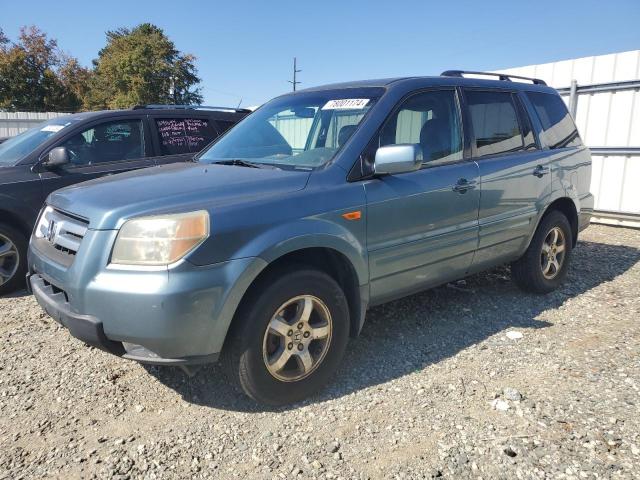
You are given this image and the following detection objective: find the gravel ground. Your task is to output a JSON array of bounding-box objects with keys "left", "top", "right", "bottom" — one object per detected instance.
[{"left": 1, "top": 224, "right": 639, "bottom": 480}]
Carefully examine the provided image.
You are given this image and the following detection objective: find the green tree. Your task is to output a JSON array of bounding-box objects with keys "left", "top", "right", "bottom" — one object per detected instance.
[
  {"left": 58, "top": 54, "right": 93, "bottom": 109},
  {"left": 87, "top": 24, "right": 202, "bottom": 109},
  {"left": 0, "top": 26, "right": 88, "bottom": 111}
]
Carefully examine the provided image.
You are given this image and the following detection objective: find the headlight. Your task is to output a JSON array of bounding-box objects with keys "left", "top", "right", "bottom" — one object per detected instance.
[{"left": 111, "top": 211, "right": 210, "bottom": 266}]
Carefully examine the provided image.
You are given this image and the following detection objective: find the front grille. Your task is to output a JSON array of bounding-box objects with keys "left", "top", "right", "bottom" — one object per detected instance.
[{"left": 35, "top": 206, "right": 89, "bottom": 257}]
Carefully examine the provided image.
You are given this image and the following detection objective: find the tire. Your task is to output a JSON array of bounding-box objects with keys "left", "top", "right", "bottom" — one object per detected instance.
[
  {"left": 511, "top": 210, "right": 573, "bottom": 294},
  {"left": 223, "top": 267, "right": 350, "bottom": 406},
  {"left": 0, "top": 223, "right": 28, "bottom": 296}
]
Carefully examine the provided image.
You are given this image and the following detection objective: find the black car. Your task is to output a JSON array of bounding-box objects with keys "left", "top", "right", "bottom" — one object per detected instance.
[{"left": 0, "top": 105, "right": 249, "bottom": 294}]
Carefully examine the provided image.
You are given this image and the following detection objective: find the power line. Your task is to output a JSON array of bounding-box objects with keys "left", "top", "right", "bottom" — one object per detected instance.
[{"left": 288, "top": 57, "right": 301, "bottom": 91}]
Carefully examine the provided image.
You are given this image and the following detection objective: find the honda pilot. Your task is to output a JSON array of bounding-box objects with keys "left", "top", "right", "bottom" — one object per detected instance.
[{"left": 28, "top": 72, "right": 593, "bottom": 405}]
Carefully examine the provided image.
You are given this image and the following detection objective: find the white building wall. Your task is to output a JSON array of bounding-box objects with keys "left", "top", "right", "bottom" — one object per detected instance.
[
  {"left": 0, "top": 111, "right": 70, "bottom": 138},
  {"left": 496, "top": 50, "right": 640, "bottom": 225}
]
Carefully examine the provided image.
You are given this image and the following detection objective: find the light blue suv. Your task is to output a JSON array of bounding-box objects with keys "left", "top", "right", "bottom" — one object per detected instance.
[{"left": 27, "top": 71, "right": 593, "bottom": 405}]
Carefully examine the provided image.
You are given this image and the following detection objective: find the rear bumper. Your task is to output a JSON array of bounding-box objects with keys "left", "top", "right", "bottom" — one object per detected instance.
[
  {"left": 29, "top": 272, "right": 219, "bottom": 365},
  {"left": 578, "top": 192, "right": 595, "bottom": 233}
]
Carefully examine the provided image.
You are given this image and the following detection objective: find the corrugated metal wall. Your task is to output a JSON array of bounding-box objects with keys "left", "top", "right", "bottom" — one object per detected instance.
[
  {"left": 270, "top": 115, "right": 314, "bottom": 151},
  {"left": 0, "top": 111, "right": 70, "bottom": 138},
  {"left": 269, "top": 111, "right": 429, "bottom": 155},
  {"left": 269, "top": 112, "right": 367, "bottom": 153},
  {"left": 496, "top": 50, "right": 640, "bottom": 225}
]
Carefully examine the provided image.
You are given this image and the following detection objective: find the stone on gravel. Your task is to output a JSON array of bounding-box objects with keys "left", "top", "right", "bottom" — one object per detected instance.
[
  {"left": 503, "top": 387, "right": 522, "bottom": 401},
  {"left": 490, "top": 399, "right": 510, "bottom": 411}
]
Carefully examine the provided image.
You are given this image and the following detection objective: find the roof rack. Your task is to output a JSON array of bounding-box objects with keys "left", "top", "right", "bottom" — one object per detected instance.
[
  {"left": 132, "top": 104, "right": 251, "bottom": 113},
  {"left": 440, "top": 70, "right": 547, "bottom": 86}
]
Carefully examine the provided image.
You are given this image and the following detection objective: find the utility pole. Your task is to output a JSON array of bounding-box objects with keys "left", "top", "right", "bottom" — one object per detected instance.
[
  {"left": 169, "top": 76, "right": 176, "bottom": 103},
  {"left": 288, "top": 57, "right": 301, "bottom": 91}
]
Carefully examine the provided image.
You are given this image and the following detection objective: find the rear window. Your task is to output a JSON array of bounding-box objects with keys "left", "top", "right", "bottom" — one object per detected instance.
[
  {"left": 466, "top": 90, "right": 524, "bottom": 157},
  {"left": 155, "top": 118, "right": 218, "bottom": 155},
  {"left": 527, "top": 92, "right": 582, "bottom": 149}
]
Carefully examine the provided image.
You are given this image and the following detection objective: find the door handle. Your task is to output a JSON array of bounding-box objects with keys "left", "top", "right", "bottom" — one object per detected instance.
[
  {"left": 452, "top": 178, "right": 477, "bottom": 193},
  {"left": 533, "top": 165, "right": 550, "bottom": 178}
]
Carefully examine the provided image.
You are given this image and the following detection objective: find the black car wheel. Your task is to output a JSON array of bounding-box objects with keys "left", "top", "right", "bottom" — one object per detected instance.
[
  {"left": 0, "top": 223, "right": 27, "bottom": 295},
  {"left": 223, "top": 267, "right": 350, "bottom": 406}
]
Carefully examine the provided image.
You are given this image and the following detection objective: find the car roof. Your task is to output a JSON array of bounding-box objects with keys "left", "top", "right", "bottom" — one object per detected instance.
[
  {"left": 57, "top": 107, "right": 248, "bottom": 122},
  {"left": 298, "top": 75, "right": 557, "bottom": 94}
]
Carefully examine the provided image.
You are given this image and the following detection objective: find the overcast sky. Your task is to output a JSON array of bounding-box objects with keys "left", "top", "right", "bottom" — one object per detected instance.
[{"left": 3, "top": 0, "right": 639, "bottom": 107}]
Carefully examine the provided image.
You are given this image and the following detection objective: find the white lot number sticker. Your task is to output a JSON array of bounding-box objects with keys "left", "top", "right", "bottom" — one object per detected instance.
[
  {"left": 40, "top": 125, "right": 65, "bottom": 133},
  {"left": 322, "top": 99, "right": 369, "bottom": 110}
]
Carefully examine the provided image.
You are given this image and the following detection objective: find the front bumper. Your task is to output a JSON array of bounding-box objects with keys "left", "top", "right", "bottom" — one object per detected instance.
[
  {"left": 30, "top": 273, "right": 126, "bottom": 356},
  {"left": 29, "top": 271, "right": 223, "bottom": 365},
  {"left": 28, "top": 231, "right": 266, "bottom": 365}
]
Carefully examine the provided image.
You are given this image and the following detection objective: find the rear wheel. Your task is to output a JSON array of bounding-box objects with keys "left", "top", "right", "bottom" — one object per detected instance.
[
  {"left": 511, "top": 210, "right": 573, "bottom": 294},
  {"left": 0, "top": 223, "right": 27, "bottom": 295},
  {"left": 223, "top": 267, "right": 350, "bottom": 405}
]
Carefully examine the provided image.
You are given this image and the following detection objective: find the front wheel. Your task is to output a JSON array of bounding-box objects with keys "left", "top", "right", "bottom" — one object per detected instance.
[
  {"left": 223, "top": 268, "right": 350, "bottom": 405},
  {"left": 511, "top": 210, "right": 573, "bottom": 294},
  {"left": 0, "top": 223, "right": 27, "bottom": 296}
]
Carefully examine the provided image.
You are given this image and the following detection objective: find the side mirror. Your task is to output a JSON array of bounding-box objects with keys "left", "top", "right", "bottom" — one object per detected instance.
[
  {"left": 44, "top": 147, "right": 70, "bottom": 168},
  {"left": 374, "top": 144, "right": 422, "bottom": 175}
]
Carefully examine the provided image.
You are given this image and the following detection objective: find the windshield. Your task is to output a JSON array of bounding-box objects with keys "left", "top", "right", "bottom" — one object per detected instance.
[
  {"left": 0, "top": 116, "right": 78, "bottom": 166},
  {"left": 198, "top": 88, "right": 383, "bottom": 169}
]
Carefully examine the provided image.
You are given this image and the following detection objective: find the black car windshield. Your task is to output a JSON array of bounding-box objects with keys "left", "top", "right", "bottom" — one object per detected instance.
[
  {"left": 198, "top": 88, "right": 383, "bottom": 169},
  {"left": 0, "top": 116, "right": 79, "bottom": 166}
]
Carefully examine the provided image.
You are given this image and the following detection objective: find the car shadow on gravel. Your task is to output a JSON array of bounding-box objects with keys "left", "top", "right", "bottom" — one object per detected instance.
[{"left": 146, "top": 239, "right": 640, "bottom": 412}]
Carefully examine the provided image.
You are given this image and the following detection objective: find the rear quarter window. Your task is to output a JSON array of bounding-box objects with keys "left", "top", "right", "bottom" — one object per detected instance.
[
  {"left": 526, "top": 92, "right": 582, "bottom": 149},
  {"left": 155, "top": 118, "right": 218, "bottom": 155}
]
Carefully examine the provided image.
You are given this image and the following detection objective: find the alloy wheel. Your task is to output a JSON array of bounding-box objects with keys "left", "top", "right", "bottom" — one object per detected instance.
[
  {"left": 0, "top": 233, "right": 19, "bottom": 287},
  {"left": 540, "top": 226, "right": 566, "bottom": 280},
  {"left": 262, "top": 295, "right": 333, "bottom": 382}
]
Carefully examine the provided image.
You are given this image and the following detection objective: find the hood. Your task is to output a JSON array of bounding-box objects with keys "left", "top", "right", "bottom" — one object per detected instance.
[{"left": 48, "top": 162, "right": 311, "bottom": 230}]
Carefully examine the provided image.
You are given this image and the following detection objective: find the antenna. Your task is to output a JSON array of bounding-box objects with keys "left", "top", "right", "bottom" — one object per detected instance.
[{"left": 288, "top": 57, "right": 302, "bottom": 91}]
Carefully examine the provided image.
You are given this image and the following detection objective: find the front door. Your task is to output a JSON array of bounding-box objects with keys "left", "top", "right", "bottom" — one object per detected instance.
[
  {"left": 38, "top": 117, "right": 155, "bottom": 204},
  {"left": 364, "top": 89, "right": 480, "bottom": 304}
]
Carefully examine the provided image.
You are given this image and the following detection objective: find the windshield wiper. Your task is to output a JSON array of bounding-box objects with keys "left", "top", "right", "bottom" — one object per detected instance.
[{"left": 213, "top": 159, "right": 279, "bottom": 169}]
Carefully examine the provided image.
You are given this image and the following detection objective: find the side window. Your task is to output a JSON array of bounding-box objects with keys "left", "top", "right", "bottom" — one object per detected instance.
[
  {"left": 526, "top": 92, "right": 582, "bottom": 149},
  {"left": 465, "top": 90, "right": 524, "bottom": 157},
  {"left": 380, "top": 90, "right": 463, "bottom": 164},
  {"left": 155, "top": 118, "right": 217, "bottom": 155},
  {"left": 61, "top": 120, "right": 144, "bottom": 166},
  {"left": 215, "top": 120, "right": 236, "bottom": 135}
]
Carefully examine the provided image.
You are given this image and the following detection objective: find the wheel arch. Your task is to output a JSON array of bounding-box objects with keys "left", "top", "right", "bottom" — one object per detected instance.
[
  {"left": 0, "top": 207, "right": 32, "bottom": 237},
  {"left": 540, "top": 197, "right": 579, "bottom": 247},
  {"left": 263, "top": 246, "right": 363, "bottom": 335},
  {"left": 223, "top": 241, "right": 368, "bottom": 361}
]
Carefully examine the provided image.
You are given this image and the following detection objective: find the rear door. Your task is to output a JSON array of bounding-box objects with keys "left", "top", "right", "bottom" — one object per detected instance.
[
  {"left": 149, "top": 114, "right": 221, "bottom": 166},
  {"left": 364, "top": 88, "right": 480, "bottom": 304},
  {"left": 462, "top": 89, "right": 552, "bottom": 271},
  {"left": 38, "top": 116, "right": 155, "bottom": 202}
]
